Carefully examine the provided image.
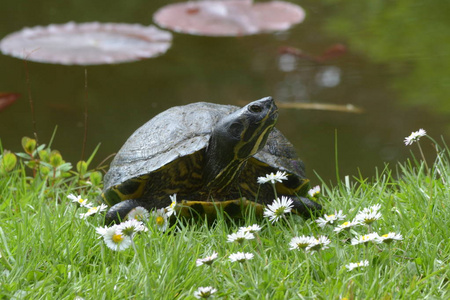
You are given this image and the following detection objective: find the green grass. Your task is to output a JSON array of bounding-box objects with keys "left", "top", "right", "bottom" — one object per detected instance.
[{"left": 0, "top": 137, "right": 449, "bottom": 299}]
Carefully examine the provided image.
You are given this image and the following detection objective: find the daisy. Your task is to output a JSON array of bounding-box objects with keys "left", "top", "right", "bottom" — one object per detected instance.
[
  {"left": 315, "top": 210, "right": 346, "bottom": 228},
  {"left": 165, "top": 194, "right": 177, "bottom": 217},
  {"left": 289, "top": 235, "right": 315, "bottom": 250},
  {"left": 229, "top": 252, "right": 254, "bottom": 263},
  {"left": 351, "top": 233, "right": 381, "bottom": 245},
  {"left": 97, "top": 225, "right": 132, "bottom": 251},
  {"left": 95, "top": 225, "right": 109, "bottom": 237},
  {"left": 153, "top": 208, "right": 169, "bottom": 232},
  {"left": 308, "top": 185, "right": 320, "bottom": 198},
  {"left": 196, "top": 252, "right": 219, "bottom": 267},
  {"left": 360, "top": 204, "right": 381, "bottom": 214},
  {"left": 117, "top": 219, "right": 148, "bottom": 237},
  {"left": 354, "top": 210, "right": 382, "bottom": 225},
  {"left": 127, "top": 206, "right": 150, "bottom": 222},
  {"left": 306, "top": 235, "right": 331, "bottom": 252},
  {"left": 333, "top": 220, "right": 361, "bottom": 232},
  {"left": 238, "top": 224, "right": 262, "bottom": 234},
  {"left": 378, "top": 232, "right": 403, "bottom": 244},
  {"left": 404, "top": 129, "right": 426, "bottom": 146},
  {"left": 257, "top": 171, "right": 288, "bottom": 184},
  {"left": 263, "top": 196, "right": 293, "bottom": 223},
  {"left": 79, "top": 204, "right": 108, "bottom": 219},
  {"left": 227, "top": 231, "right": 255, "bottom": 243},
  {"left": 194, "top": 286, "right": 217, "bottom": 299},
  {"left": 345, "top": 260, "right": 369, "bottom": 271},
  {"left": 68, "top": 194, "right": 92, "bottom": 208}
]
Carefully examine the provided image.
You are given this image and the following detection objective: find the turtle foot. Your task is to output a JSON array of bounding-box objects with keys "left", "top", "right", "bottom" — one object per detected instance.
[{"left": 105, "top": 199, "right": 150, "bottom": 225}]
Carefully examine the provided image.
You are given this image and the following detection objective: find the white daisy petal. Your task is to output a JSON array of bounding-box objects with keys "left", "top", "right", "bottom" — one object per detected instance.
[
  {"left": 315, "top": 210, "right": 346, "bottom": 228},
  {"left": 194, "top": 286, "right": 217, "bottom": 299},
  {"left": 257, "top": 171, "right": 288, "bottom": 184},
  {"left": 153, "top": 208, "right": 169, "bottom": 232},
  {"left": 166, "top": 194, "right": 177, "bottom": 217},
  {"left": 345, "top": 260, "right": 369, "bottom": 271},
  {"left": 351, "top": 233, "right": 381, "bottom": 245},
  {"left": 333, "top": 220, "right": 361, "bottom": 232},
  {"left": 289, "top": 235, "right": 315, "bottom": 250},
  {"left": 68, "top": 193, "right": 92, "bottom": 208},
  {"left": 117, "top": 219, "right": 148, "bottom": 237},
  {"left": 307, "top": 185, "right": 321, "bottom": 198},
  {"left": 263, "top": 196, "right": 294, "bottom": 223},
  {"left": 79, "top": 204, "right": 108, "bottom": 219},
  {"left": 196, "top": 252, "right": 218, "bottom": 267},
  {"left": 97, "top": 225, "right": 132, "bottom": 251},
  {"left": 127, "top": 206, "right": 150, "bottom": 222},
  {"left": 229, "top": 252, "right": 254, "bottom": 263},
  {"left": 238, "top": 224, "right": 262, "bottom": 234},
  {"left": 227, "top": 231, "right": 255, "bottom": 243},
  {"left": 379, "top": 232, "right": 403, "bottom": 244},
  {"left": 305, "top": 235, "right": 331, "bottom": 252},
  {"left": 404, "top": 128, "right": 426, "bottom": 146}
]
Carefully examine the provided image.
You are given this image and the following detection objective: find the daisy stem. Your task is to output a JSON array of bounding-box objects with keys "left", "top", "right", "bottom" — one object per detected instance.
[
  {"left": 364, "top": 243, "right": 369, "bottom": 261},
  {"left": 282, "top": 215, "right": 295, "bottom": 233},
  {"left": 131, "top": 240, "right": 141, "bottom": 264},
  {"left": 254, "top": 233, "right": 264, "bottom": 255},
  {"left": 417, "top": 141, "right": 430, "bottom": 177},
  {"left": 318, "top": 251, "right": 328, "bottom": 277},
  {"left": 244, "top": 260, "right": 255, "bottom": 283},
  {"left": 271, "top": 183, "right": 278, "bottom": 200},
  {"left": 210, "top": 265, "right": 219, "bottom": 286},
  {"left": 388, "top": 243, "right": 393, "bottom": 278}
]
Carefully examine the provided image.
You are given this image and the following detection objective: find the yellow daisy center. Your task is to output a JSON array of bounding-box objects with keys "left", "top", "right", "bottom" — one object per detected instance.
[
  {"left": 328, "top": 214, "right": 335, "bottom": 218},
  {"left": 156, "top": 216, "right": 165, "bottom": 225},
  {"left": 112, "top": 233, "right": 124, "bottom": 243},
  {"left": 382, "top": 234, "right": 389, "bottom": 238},
  {"left": 342, "top": 222, "right": 349, "bottom": 226}
]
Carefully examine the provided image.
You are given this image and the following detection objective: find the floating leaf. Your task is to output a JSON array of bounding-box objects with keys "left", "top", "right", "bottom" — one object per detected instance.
[
  {"left": 0, "top": 22, "right": 172, "bottom": 65},
  {"left": 154, "top": 0, "right": 305, "bottom": 36}
]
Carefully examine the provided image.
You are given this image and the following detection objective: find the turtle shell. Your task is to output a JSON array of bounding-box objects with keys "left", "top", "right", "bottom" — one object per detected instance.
[{"left": 103, "top": 102, "right": 309, "bottom": 207}]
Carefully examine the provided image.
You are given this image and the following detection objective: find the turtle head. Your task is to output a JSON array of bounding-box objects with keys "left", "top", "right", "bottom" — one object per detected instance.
[
  {"left": 215, "top": 96, "right": 278, "bottom": 159},
  {"left": 205, "top": 97, "right": 278, "bottom": 191}
]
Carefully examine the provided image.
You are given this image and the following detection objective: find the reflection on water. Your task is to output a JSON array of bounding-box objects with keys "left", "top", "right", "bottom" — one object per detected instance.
[
  {"left": 322, "top": 0, "right": 450, "bottom": 114},
  {"left": 0, "top": 0, "right": 449, "bottom": 184}
]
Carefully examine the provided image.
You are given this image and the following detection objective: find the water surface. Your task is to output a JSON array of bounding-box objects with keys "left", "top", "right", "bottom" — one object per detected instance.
[{"left": 1, "top": 0, "right": 449, "bottom": 184}]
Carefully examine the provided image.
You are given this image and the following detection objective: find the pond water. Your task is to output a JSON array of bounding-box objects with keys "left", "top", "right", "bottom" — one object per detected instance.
[{"left": 1, "top": 0, "right": 449, "bottom": 184}]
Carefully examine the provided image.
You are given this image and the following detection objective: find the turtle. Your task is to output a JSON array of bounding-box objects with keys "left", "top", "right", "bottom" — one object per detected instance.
[{"left": 102, "top": 97, "right": 322, "bottom": 223}]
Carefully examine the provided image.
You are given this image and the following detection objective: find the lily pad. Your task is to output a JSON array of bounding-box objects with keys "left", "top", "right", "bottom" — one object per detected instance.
[
  {"left": 154, "top": 0, "right": 305, "bottom": 36},
  {"left": 0, "top": 22, "right": 172, "bottom": 65}
]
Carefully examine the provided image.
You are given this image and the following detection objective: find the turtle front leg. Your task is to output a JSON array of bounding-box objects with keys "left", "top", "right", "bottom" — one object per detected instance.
[
  {"left": 105, "top": 199, "right": 151, "bottom": 225},
  {"left": 288, "top": 196, "right": 323, "bottom": 219}
]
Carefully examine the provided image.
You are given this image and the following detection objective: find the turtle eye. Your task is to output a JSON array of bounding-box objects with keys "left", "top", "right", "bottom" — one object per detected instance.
[{"left": 249, "top": 105, "right": 262, "bottom": 113}]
